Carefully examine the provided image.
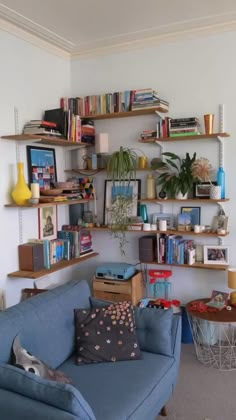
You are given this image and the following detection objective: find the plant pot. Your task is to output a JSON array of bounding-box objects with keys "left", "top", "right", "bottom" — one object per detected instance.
[{"left": 175, "top": 191, "right": 188, "bottom": 200}]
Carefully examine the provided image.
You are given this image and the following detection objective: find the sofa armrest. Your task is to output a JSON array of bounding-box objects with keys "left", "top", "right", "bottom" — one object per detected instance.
[
  {"left": 0, "top": 363, "right": 95, "bottom": 420},
  {"left": 0, "top": 388, "right": 79, "bottom": 420}
]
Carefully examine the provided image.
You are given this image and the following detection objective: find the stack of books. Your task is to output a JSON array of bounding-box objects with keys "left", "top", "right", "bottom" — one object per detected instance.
[
  {"left": 131, "top": 89, "right": 169, "bottom": 112},
  {"left": 169, "top": 117, "right": 200, "bottom": 137},
  {"left": 23, "top": 120, "right": 62, "bottom": 137},
  {"left": 81, "top": 119, "right": 95, "bottom": 144}
]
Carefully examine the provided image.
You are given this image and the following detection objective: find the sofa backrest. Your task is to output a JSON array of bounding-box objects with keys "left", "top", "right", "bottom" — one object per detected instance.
[{"left": 0, "top": 279, "right": 91, "bottom": 368}]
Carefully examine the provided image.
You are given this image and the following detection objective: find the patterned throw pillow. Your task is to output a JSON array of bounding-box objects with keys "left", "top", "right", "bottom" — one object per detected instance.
[
  {"left": 12, "top": 335, "right": 72, "bottom": 384},
  {"left": 74, "top": 301, "right": 141, "bottom": 364}
]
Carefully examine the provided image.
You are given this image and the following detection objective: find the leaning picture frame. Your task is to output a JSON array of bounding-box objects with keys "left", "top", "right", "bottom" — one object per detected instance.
[
  {"left": 103, "top": 179, "right": 141, "bottom": 226},
  {"left": 38, "top": 206, "right": 58, "bottom": 240},
  {"left": 193, "top": 182, "right": 217, "bottom": 198},
  {"left": 212, "top": 215, "right": 229, "bottom": 233},
  {"left": 181, "top": 206, "right": 201, "bottom": 227},
  {"left": 27, "top": 145, "right": 57, "bottom": 191},
  {"left": 203, "top": 245, "right": 229, "bottom": 265}
]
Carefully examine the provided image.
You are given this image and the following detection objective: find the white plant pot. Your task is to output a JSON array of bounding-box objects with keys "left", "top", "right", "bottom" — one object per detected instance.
[
  {"left": 175, "top": 191, "right": 188, "bottom": 200},
  {"left": 210, "top": 185, "right": 221, "bottom": 200}
]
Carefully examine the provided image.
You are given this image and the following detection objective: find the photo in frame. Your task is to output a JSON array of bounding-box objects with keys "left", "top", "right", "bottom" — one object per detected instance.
[
  {"left": 206, "top": 290, "right": 229, "bottom": 310},
  {"left": 203, "top": 245, "right": 229, "bottom": 265},
  {"left": 211, "top": 215, "right": 229, "bottom": 232},
  {"left": 103, "top": 179, "right": 141, "bottom": 226},
  {"left": 181, "top": 207, "right": 201, "bottom": 227},
  {"left": 193, "top": 182, "right": 217, "bottom": 198},
  {"left": 38, "top": 206, "right": 58, "bottom": 240},
  {"left": 27, "top": 145, "right": 57, "bottom": 191}
]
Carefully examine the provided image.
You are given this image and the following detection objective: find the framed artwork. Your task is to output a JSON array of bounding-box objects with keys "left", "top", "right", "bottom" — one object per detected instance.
[
  {"left": 38, "top": 206, "right": 58, "bottom": 240},
  {"left": 104, "top": 179, "right": 141, "bottom": 225},
  {"left": 193, "top": 182, "right": 216, "bottom": 198},
  {"left": 181, "top": 207, "right": 201, "bottom": 227},
  {"left": 203, "top": 245, "right": 229, "bottom": 265},
  {"left": 27, "top": 145, "right": 57, "bottom": 191},
  {"left": 206, "top": 290, "right": 229, "bottom": 310}
]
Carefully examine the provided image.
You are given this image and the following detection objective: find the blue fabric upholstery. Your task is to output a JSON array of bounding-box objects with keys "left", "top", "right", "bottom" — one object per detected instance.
[
  {"left": 59, "top": 351, "right": 178, "bottom": 420},
  {"left": 134, "top": 307, "right": 174, "bottom": 356},
  {"left": 0, "top": 279, "right": 90, "bottom": 368}
]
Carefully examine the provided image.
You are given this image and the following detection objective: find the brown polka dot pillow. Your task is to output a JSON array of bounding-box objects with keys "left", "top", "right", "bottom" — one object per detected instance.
[{"left": 74, "top": 302, "right": 141, "bottom": 364}]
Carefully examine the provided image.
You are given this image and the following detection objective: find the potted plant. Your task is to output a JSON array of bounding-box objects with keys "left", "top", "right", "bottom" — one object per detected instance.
[
  {"left": 152, "top": 152, "right": 197, "bottom": 199},
  {"left": 106, "top": 147, "right": 138, "bottom": 255}
]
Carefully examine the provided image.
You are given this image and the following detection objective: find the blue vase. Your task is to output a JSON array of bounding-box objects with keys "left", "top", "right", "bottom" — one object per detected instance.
[{"left": 140, "top": 204, "right": 148, "bottom": 223}]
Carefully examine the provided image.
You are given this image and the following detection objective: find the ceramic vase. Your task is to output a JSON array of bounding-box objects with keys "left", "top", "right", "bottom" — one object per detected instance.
[
  {"left": 209, "top": 185, "right": 221, "bottom": 200},
  {"left": 12, "top": 162, "right": 32, "bottom": 205},
  {"left": 175, "top": 191, "right": 188, "bottom": 200}
]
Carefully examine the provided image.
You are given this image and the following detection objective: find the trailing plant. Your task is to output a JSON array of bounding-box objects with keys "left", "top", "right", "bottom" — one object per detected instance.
[
  {"left": 153, "top": 152, "right": 197, "bottom": 197},
  {"left": 106, "top": 147, "right": 138, "bottom": 255}
]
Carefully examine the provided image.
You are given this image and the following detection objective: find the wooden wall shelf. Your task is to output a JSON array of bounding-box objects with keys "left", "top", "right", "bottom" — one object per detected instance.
[
  {"left": 5, "top": 199, "right": 90, "bottom": 208},
  {"left": 8, "top": 252, "right": 99, "bottom": 279},
  {"left": 138, "top": 132, "right": 230, "bottom": 143},
  {"left": 140, "top": 198, "right": 229, "bottom": 203},
  {"left": 81, "top": 107, "right": 168, "bottom": 120},
  {"left": 88, "top": 227, "right": 228, "bottom": 237},
  {"left": 140, "top": 261, "right": 228, "bottom": 271},
  {"left": 1, "top": 134, "right": 93, "bottom": 148}
]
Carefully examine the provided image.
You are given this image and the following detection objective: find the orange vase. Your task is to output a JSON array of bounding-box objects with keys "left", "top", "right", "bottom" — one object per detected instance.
[{"left": 12, "top": 162, "right": 32, "bottom": 205}]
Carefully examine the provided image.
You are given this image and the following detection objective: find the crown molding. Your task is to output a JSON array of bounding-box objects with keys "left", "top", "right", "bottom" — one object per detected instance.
[
  {"left": 0, "top": 2, "right": 236, "bottom": 60},
  {"left": 71, "top": 20, "right": 236, "bottom": 59}
]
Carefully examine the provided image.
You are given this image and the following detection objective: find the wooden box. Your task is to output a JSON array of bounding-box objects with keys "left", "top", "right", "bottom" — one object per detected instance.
[{"left": 93, "top": 271, "right": 144, "bottom": 305}]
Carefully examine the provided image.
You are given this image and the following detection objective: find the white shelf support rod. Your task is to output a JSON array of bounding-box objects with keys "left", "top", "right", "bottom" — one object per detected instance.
[
  {"left": 14, "top": 106, "right": 24, "bottom": 244},
  {"left": 217, "top": 136, "right": 224, "bottom": 167},
  {"left": 218, "top": 236, "right": 223, "bottom": 246},
  {"left": 155, "top": 140, "right": 164, "bottom": 155}
]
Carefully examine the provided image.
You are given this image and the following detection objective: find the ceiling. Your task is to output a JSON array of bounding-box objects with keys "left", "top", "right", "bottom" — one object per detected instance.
[{"left": 0, "top": 0, "right": 236, "bottom": 58}]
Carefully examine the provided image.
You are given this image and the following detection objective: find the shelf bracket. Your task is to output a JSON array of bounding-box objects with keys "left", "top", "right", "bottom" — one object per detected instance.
[
  {"left": 154, "top": 140, "right": 164, "bottom": 155},
  {"left": 217, "top": 136, "right": 224, "bottom": 167}
]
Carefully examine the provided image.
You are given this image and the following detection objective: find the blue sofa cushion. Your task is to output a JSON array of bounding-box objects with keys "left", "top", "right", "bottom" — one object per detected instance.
[
  {"left": 0, "top": 363, "right": 95, "bottom": 420},
  {"left": 12, "top": 335, "right": 71, "bottom": 384},
  {"left": 90, "top": 297, "right": 173, "bottom": 357},
  {"left": 74, "top": 302, "right": 141, "bottom": 364},
  {"left": 134, "top": 307, "right": 173, "bottom": 356}
]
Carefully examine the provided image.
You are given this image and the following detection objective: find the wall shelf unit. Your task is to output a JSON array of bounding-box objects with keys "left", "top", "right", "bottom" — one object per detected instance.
[
  {"left": 81, "top": 107, "right": 168, "bottom": 120},
  {"left": 140, "top": 198, "right": 229, "bottom": 203},
  {"left": 140, "top": 261, "right": 228, "bottom": 271},
  {"left": 4, "top": 199, "right": 91, "bottom": 208},
  {"left": 88, "top": 226, "right": 228, "bottom": 237},
  {"left": 138, "top": 132, "right": 230, "bottom": 143},
  {"left": 1, "top": 134, "right": 92, "bottom": 148}
]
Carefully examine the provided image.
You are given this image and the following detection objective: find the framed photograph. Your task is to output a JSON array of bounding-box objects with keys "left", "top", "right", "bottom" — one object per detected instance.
[
  {"left": 152, "top": 213, "right": 174, "bottom": 230},
  {"left": 181, "top": 207, "right": 201, "bottom": 227},
  {"left": 206, "top": 290, "right": 229, "bottom": 310},
  {"left": 203, "top": 245, "right": 229, "bottom": 265},
  {"left": 38, "top": 206, "right": 58, "bottom": 240},
  {"left": 27, "top": 145, "right": 57, "bottom": 191},
  {"left": 212, "top": 215, "right": 229, "bottom": 232},
  {"left": 193, "top": 182, "right": 216, "bottom": 198},
  {"left": 104, "top": 179, "right": 141, "bottom": 225}
]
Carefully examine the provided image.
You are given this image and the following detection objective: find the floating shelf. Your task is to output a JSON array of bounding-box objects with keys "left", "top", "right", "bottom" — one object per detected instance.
[
  {"left": 140, "top": 198, "right": 229, "bottom": 203},
  {"left": 8, "top": 252, "right": 99, "bottom": 279},
  {"left": 140, "top": 261, "right": 228, "bottom": 271},
  {"left": 5, "top": 199, "right": 90, "bottom": 208},
  {"left": 88, "top": 227, "right": 228, "bottom": 237},
  {"left": 81, "top": 107, "right": 168, "bottom": 120},
  {"left": 138, "top": 132, "right": 230, "bottom": 143},
  {"left": 1, "top": 134, "right": 93, "bottom": 148}
]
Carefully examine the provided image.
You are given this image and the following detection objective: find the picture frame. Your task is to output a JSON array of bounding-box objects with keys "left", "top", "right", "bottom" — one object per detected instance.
[
  {"left": 152, "top": 213, "right": 174, "bottom": 230},
  {"left": 212, "top": 215, "right": 229, "bottom": 232},
  {"left": 103, "top": 179, "right": 141, "bottom": 225},
  {"left": 203, "top": 245, "right": 229, "bottom": 265},
  {"left": 38, "top": 206, "right": 58, "bottom": 240},
  {"left": 27, "top": 145, "right": 57, "bottom": 191},
  {"left": 181, "top": 207, "right": 201, "bottom": 227},
  {"left": 206, "top": 290, "right": 229, "bottom": 310},
  {"left": 193, "top": 182, "right": 217, "bottom": 198}
]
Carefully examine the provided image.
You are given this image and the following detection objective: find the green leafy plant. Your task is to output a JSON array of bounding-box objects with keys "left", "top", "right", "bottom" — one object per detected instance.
[
  {"left": 153, "top": 152, "right": 197, "bottom": 197},
  {"left": 106, "top": 147, "right": 138, "bottom": 255}
]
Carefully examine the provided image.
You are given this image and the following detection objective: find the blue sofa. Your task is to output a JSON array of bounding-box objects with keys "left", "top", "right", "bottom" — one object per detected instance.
[{"left": 0, "top": 279, "right": 181, "bottom": 420}]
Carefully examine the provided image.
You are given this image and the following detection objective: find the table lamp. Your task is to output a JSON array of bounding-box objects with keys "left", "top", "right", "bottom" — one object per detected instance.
[{"left": 228, "top": 268, "right": 236, "bottom": 306}]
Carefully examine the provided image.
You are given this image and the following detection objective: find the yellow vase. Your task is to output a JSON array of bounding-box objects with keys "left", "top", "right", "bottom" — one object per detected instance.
[{"left": 12, "top": 162, "right": 32, "bottom": 205}]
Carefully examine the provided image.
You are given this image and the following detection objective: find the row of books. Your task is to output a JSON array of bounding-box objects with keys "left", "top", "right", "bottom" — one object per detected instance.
[
  {"left": 28, "top": 229, "right": 92, "bottom": 270},
  {"left": 139, "top": 115, "right": 200, "bottom": 140},
  {"left": 156, "top": 233, "right": 196, "bottom": 265},
  {"left": 60, "top": 88, "right": 169, "bottom": 116}
]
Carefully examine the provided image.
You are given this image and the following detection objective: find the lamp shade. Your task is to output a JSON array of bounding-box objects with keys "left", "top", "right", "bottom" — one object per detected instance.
[
  {"left": 95, "top": 133, "right": 109, "bottom": 154},
  {"left": 228, "top": 268, "right": 236, "bottom": 289}
]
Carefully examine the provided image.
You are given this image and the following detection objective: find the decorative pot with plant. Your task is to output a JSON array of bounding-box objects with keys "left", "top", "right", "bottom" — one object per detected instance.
[
  {"left": 152, "top": 152, "right": 197, "bottom": 199},
  {"left": 106, "top": 147, "right": 138, "bottom": 255}
]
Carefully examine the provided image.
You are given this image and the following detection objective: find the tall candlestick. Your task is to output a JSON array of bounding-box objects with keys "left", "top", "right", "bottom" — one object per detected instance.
[{"left": 30, "top": 183, "right": 40, "bottom": 199}]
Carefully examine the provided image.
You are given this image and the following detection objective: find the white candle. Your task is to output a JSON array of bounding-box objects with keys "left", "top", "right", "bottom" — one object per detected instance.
[{"left": 30, "top": 183, "right": 40, "bottom": 199}]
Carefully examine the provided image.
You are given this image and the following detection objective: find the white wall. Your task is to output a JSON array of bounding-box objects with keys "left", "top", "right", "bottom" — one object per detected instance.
[
  {"left": 0, "top": 30, "right": 74, "bottom": 306},
  {"left": 71, "top": 31, "right": 236, "bottom": 303}
]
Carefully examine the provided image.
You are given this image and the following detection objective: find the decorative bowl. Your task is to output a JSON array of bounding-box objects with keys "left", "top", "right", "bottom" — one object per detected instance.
[{"left": 40, "top": 189, "right": 63, "bottom": 196}]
